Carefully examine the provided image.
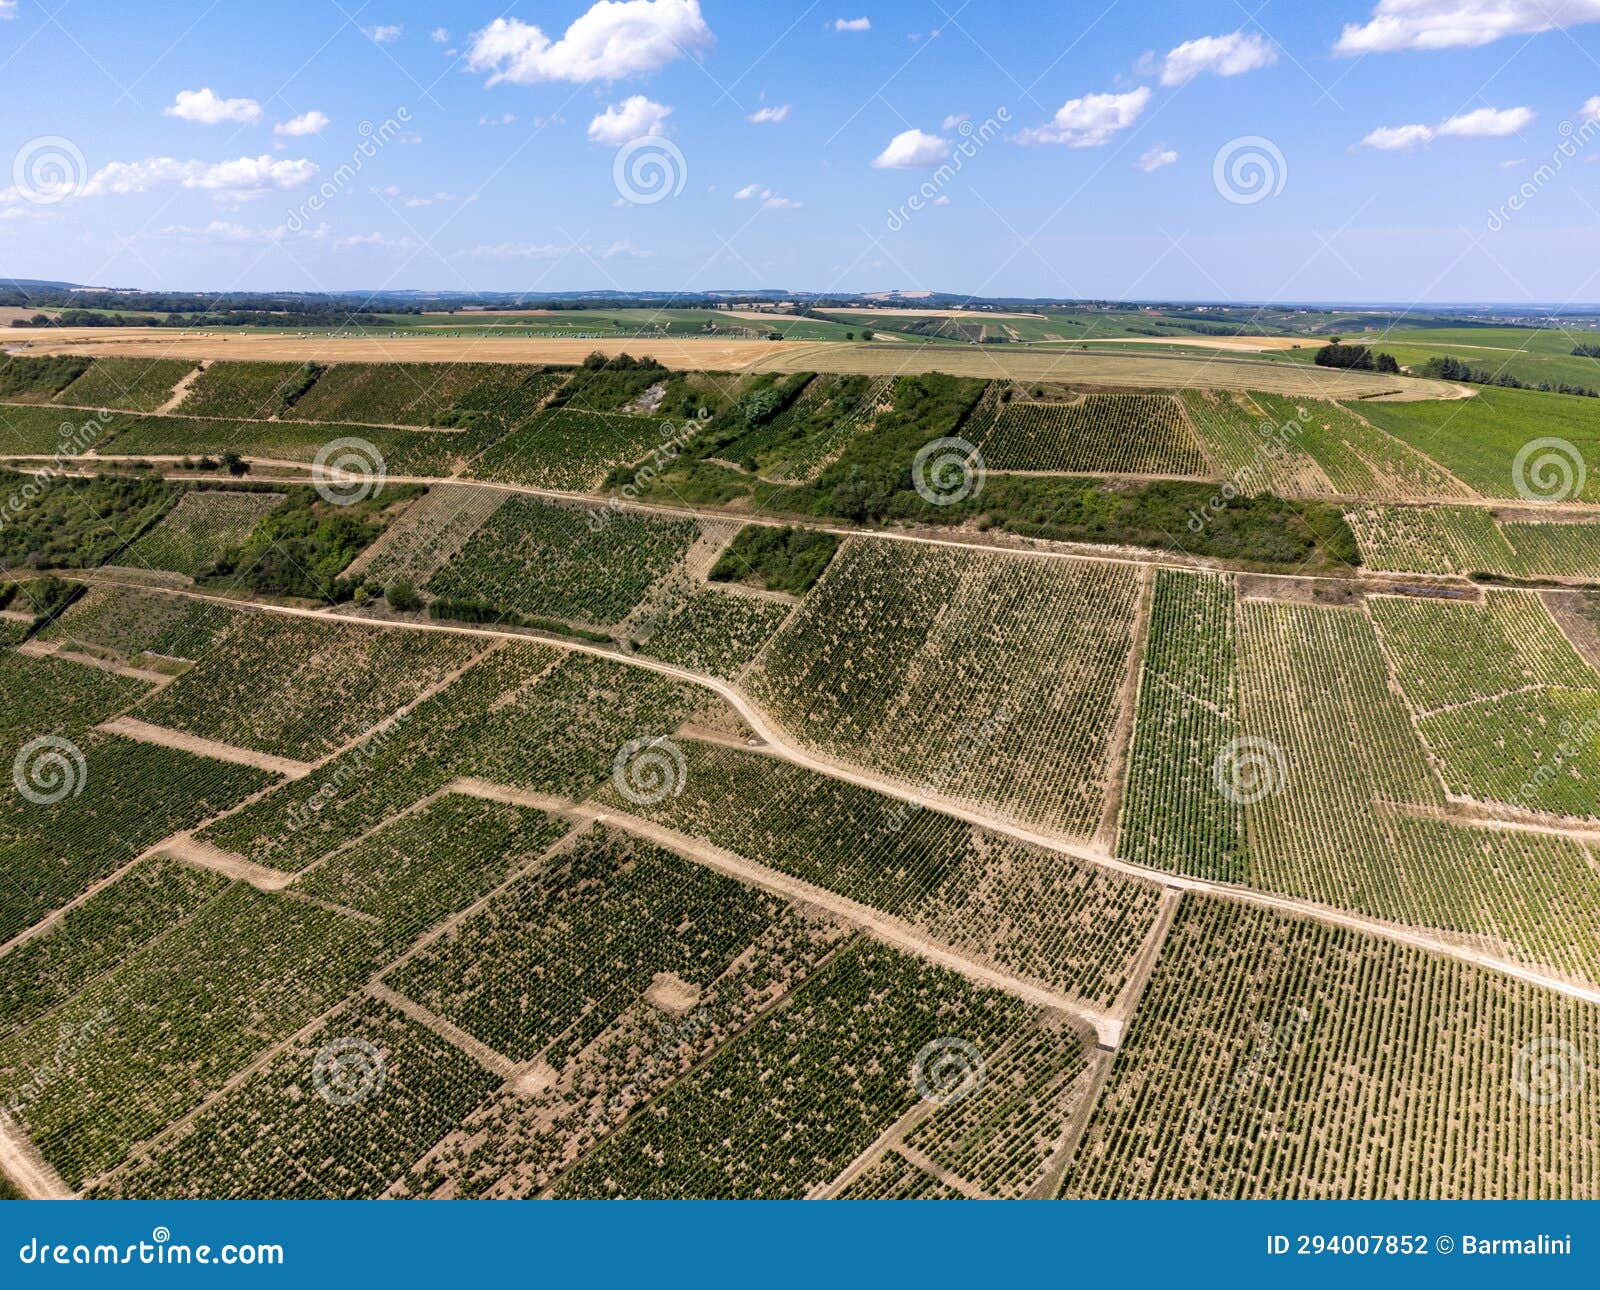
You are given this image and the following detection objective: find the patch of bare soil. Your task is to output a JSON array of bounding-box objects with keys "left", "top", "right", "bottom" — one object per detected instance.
[
  {"left": 97, "top": 716, "right": 313, "bottom": 777},
  {"left": 643, "top": 972, "right": 702, "bottom": 1016},
  {"left": 1236, "top": 575, "right": 1367, "bottom": 607}
]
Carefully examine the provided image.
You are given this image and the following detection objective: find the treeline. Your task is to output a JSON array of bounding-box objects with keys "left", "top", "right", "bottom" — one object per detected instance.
[
  {"left": 8, "top": 309, "right": 391, "bottom": 329},
  {"left": 1418, "top": 354, "right": 1598, "bottom": 398},
  {"left": 1572, "top": 343, "right": 1600, "bottom": 359},
  {"left": 1314, "top": 341, "right": 1400, "bottom": 373}
]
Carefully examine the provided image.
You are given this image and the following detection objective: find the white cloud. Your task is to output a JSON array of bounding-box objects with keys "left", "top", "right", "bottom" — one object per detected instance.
[
  {"left": 587, "top": 95, "right": 672, "bottom": 145},
  {"left": 460, "top": 241, "right": 580, "bottom": 259},
  {"left": 164, "top": 87, "right": 262, "bottom": 126},
  {"left": 153, "top": 220, "right": 257, "bottom": 242},
  {"left": 364, "top": 24, "right": 403, "bottom": 44},
  {"left": 871, "top": 127, "right": 950, "bottom": 168},
  {"left": 748, "top": 104, "right": 791, "bottom": 123},
  {"left": 833, "top": 17, "right": 870, "bottom": 31},
  {"left": 733, "top": 181, "right": 798, "bottom": 208},
  {"left": 1438, "top": 105, "right": 1534, "bottom": 136},
  {"left": 1136, "top": 145, "right": 1179, "bottom": 172},
  {"left": 1159, "top": 31, "right": 1277, "bottom": 86},
  {"left": 601, "top": 238, "right": 651, "bottom": 259},
  {"left": 430, "top": 27, "right": 449, "bottom": 43},
  {"left": 79, "top": 154, "right": 317, "bottom": 197},
  {"left": 1361, "top": 123, "right": 1435, "bottom": 150},
  {"left": 336, "top": 231, "right": 415, "bottom": 249},
  {"left": 479, "top": 112, "right": 520, "bottom": 126},
  {"left": 467, "top": 0, "right": 712, "bottom": 85},
  {"left": 941, "top": 112, "right": 969, "bottom": 130},
  {"left": 0, "top": 2, "right": 18, "bottom": 19},
  {"left": 375, "top": 185, "right": 471, "bottom": 207},
  {"left": 931, "top": 194, "right": 950, "bottom": 206},
  {"left": 1582, "top": 96, "right": 1600, "bottom": 122},
  {"left": 1336, "top": 0, "right": 1600, "bottom": 54},
  {"left": 274, "top": 110, "right": 329, "bottom": 137},
  {"left": 1015, "top": 86, "right": 1150, "bottom": 147}
]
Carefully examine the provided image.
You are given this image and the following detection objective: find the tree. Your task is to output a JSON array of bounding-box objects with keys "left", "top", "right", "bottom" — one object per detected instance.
[{"left": 385, "top": 578, "right": 420, "bottom": 612}]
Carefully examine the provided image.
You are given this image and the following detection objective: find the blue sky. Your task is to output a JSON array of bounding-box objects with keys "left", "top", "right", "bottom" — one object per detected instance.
[{"left": 1, "top": 0, "right": 1598, "bottom": 303}]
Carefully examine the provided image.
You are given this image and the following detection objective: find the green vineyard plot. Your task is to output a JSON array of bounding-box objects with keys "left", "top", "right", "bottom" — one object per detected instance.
[
  {"left": 1066, "top": 896, "right": 1600, "bottom": 1199},
  {"left": 747, "top": 538, "right": 1141, "bottom": 837}
]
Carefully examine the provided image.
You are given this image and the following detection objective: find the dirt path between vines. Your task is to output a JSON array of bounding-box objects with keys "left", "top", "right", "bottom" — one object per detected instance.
[
  {"left": 47, "top": 574, "right": 1600, "bottom": 1012},
  {"left": 96, "top": 716, "right": 314, "bottom": 778},
  {"left": 0, "top": 1111, "right": 75, "bottom": 1199}
]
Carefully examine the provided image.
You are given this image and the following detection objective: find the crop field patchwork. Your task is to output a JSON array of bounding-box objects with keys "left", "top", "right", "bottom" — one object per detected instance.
[
  {"left": 12, "top": 341, "right": 1600, "bottom": 1206},
  {"left": 593, "top": 737, "right": 1163, "bottom": 1007},
  {"left": 133, "top": 609, "right": 489, "bottom": 761},
  {"left": 1232, "top": 597, "right": 1600, "bottom": 983},
  {"left": 547, "top": 938, "right": 1034, "bottom": 1199},
  {"left": 747, "top": 539, "right": 1141, "bottom": 837},
  {"left": 197, "top": 644, "right": 701, "bottom": 870},
  {"left": 1066, "top": 896, "right": 1600, "bottom": 1199}
]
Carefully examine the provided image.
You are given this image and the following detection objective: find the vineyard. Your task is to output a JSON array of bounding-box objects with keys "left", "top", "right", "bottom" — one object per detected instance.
[
  {"left": 547, "top": 938, "right": 1031, "bottom": 1198},
  {"left": 592, "top": 737, "right": 1163, "bottom": 1007},
  {"left": 0, "top": 856, "right": 228, "bottom": 1038},
  {"left": 972, "top": 393, "right": 1207, "bottom": 476},
  {"left": 424, "top": 497, "right": 698, "bottom": 627},
  {"left": 1347, "top": 504, "right": 1600, "bottom": 578},
  {"left": 52, "top": 359, "right": 196, "bottom": 413},
  {"left": 133, "top": 610, "right": 488, "bottom": 761},
  {"left": 280, "top": 363, "right": 559, "bottom": 428},
  {"left": 1232, "top": 596, "right": 1600, "bottom": 984},
  {"left": 174, "top": 361, "right": 322, "bottom": 420},
  {"left": 466, "top": 408, "right": 672, "bottom": 491},
  {"left": 1066, "top": 896, "right": 1600, "bottom": 1199},
  {"left": 1116, "top": 569, "right": 1245, "bottom": 879},
  {"left": 342, "top": 485, "right": 506, "bottom": 586},
  {"left": 630, "top": 585, "right": 792, "bottom": 679},
  {"left": 12, "top": 344, "right": 1600, "bottom": 1205},
  {"left": 122, "top": 489, "right": 283, "bottom": 575},
  {"left": 96, "top": 994, "right": 502, "bottom": 1200},
  {"left": 196, "top": 645, "right": 701, "bottom": 870},
  {"left": 746, "top": 539, "right": 1140, "bottom": 837},
  {"left": 387, "top": 827, "right": 811, "bottom": 1068}
]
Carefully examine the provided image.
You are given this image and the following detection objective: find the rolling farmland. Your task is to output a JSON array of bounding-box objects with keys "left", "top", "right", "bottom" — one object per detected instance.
[{"left": 5, "top": 342, "right": 1600, "bottom": 1207}]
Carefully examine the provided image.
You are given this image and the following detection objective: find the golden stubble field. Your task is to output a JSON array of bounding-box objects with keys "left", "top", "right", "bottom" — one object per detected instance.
[{"left": 7, "top": 328, "right": 1466, "bottom": 400}]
